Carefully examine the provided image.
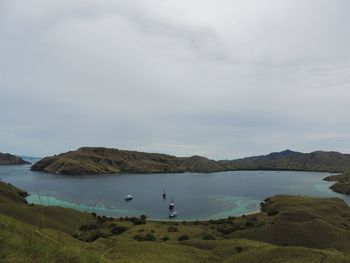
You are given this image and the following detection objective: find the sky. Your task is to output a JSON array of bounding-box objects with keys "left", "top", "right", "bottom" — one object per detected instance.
[{"left": 1, "top": 0, "right": 350, "bottom": 160}]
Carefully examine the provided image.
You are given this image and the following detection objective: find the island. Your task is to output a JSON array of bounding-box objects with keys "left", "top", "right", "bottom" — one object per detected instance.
[
  {"left": 0, "top": 152, "right": 30, "bottom": 165},
  {"left": 31, "top": 147, "right": 225, "bottom": 175}
]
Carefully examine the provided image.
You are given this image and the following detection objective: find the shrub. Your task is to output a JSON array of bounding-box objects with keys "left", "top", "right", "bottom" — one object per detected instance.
[
  {"left": 134, "top": 233, "right": 156, "bottom": 241},
  {"left": 235, "top": 247, "right": 243, "bottom": 253},
  {"left": 144, "top": 234, "right": 156, "bottom": 241},
  {"left": 79, "top": 223, "right": 98, "bottom": 231},
  {"left": 85, "top": 230, "right": 105, "bottom": 242},
  {"left": 96, "top": 215, "right": 108, "bottom": 224},
  {"left": 161, "top": 235, "right": 170, "bottom": 241},
  {"left": 217, "top": 226, "right": 236, "bottom": 235},
  {"left": 140, "top": 214, "right": 147, "bottom": 221},
  {"left": 167, "top": 226, "right": 178, "bottom": 232},
  {"left": 110, "top": 225, "right": 128, "bottom": 235},
  {"left": 202, "top": 234, "right": 216, "bottom": 240},
  {"left": 209, "top": 219, "right": 226, "bottom": 224},
  {"left": 245, "top": 220, "right": 254, "bottom": 227},
  {"left": 267, "top": 209, "right": 279, "bottom": 216},
  {"left": 178, "top": 235, "right": 189, "bottom": 241},
  {"left": 134, "top": 234, "right": 144, "bottom": 241},
  {"left": 131, "top": 217, "right": 146, "bottom": 225}
]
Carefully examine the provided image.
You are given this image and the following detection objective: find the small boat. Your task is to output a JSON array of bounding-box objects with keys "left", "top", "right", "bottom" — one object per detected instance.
[
  {"left": 169, "top": 198, "right": 175, "bottom": 210},
  {"left": 124, "top": 194, "right": 133, "bottom": 201},
  {"left": 169, "top": 211, "right": 178, "bottom": 218},
  {"left": 162, "top": 189, "right": 166, "bottom": 199}
]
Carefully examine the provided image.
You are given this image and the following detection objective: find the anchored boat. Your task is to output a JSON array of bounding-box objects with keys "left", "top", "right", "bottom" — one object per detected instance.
[
  {"left": 124, "top": 194, "right": 133, "bottom": 201},
  {"left": 162, "top": 189, "right": 166, "bottom": 199},
  {"left": 169, "top": 211, "right": 178, "bottom": 218},
  {"left": 169, "top": 198, "right": 175, "bottom": 210}
]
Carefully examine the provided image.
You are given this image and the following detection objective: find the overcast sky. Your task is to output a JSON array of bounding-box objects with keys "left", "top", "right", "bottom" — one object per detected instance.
[{"left": 1, "top": 0, "right": 350, "bottom": 159}]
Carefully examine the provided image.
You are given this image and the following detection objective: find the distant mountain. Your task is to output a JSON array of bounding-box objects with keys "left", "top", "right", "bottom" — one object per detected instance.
[
  {"left": 220, "top": 149, "right": 350, "bottom": 173},
  {"left": 0, "top": 152, "right": 30, "bottom": 165},
  {"left": 19, "top": 155, "right": 41, "bottom": 162},
  {"left": 31, "top": 147, "right": 226, "bottom": 175}
]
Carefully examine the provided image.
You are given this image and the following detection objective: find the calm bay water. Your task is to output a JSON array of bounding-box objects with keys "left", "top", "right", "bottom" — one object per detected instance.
[{"left": 1, "top": 163, "right": 349, "bottom": 220}]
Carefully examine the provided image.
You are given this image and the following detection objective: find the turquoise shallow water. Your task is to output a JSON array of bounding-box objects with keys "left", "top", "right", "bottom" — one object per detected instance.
[{"left": 1, "top": 164, "right": 349, "bottom": 220}]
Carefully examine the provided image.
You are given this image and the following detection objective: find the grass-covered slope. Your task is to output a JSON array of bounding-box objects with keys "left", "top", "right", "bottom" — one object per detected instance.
[
  {"left": 324, "top": 173, "right": 350, "bottom": 195},
  {"left": 31, "top": 147, "right": 225, "bottom": 175},
  {"left": 0, "top": 152, "right": 29, "bottom": 165},
  {"left": 232, "top": 195, "right": 350, "bottom": 252},
  {"left": 222, "top": 149, "right": 350, "bottom": 173},
  {"left": 0, "top": 181, "right": 94, "bottom": 235},
  {"left": 3, "top": 181, "right": 350, "bottom": 262}
]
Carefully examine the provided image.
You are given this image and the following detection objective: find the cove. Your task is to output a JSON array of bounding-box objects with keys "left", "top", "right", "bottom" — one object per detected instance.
[{"left": 1, "top": 164, "right": 349, "bottom": 220}]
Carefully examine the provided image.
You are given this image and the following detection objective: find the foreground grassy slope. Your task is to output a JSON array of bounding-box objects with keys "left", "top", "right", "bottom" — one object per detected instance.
[
  {"left": 3, "top": 213, "right": 350, "bottom": 263},
  {"left": 3, "top": 181, "right": 350, "bottom": 262},
  {"left": 31, "top": 147, "right": 224, "bottom": 175},
  {"left": 0, "top": 181, "right": 94, "bottom": 235}
]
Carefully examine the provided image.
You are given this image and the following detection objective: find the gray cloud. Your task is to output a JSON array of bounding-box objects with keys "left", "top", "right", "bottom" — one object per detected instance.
[{"left": 1, "top": 0, "right": 350, "bottom": 159}]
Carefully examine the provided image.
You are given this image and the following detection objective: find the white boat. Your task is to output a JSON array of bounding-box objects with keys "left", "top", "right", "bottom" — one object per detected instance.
[
  {"left": 169, "top": 211, "right": 178, "bottom": 218},
  {"left": 169, "top": 198, "right": 175, "bottom": 210},
  {"left": 124, "top": 194, "right": 133, "bottom": 201}
]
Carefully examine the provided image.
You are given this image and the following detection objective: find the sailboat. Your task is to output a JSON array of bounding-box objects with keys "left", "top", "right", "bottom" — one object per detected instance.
[
  {"left": 169, "top": 211, "right": 178, "bottom": 218},
  {"left": 169, "top": 198, "right": 175, "bottom": 210},
  {"left": 124, "top": 194, "right": 133, "bottom": 201}
]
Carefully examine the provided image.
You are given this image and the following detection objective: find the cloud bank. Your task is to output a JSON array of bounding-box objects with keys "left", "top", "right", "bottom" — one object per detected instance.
[{"left": 1, "top": 0, "right": 350, "bottom": 159}]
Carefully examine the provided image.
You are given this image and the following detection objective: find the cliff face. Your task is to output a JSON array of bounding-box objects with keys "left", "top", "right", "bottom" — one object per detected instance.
[
  {"left": 221, "top": 150, "right": 350, "bottom": 173},
  {"left": 0, "top": 152, "right": 30, "bottom": 165},
  {"left": 31, "top": 147, "right": 226, "bottom": 175}
]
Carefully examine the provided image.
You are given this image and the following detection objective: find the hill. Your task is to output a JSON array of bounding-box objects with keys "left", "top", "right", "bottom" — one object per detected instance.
[
  {"left": 3, "top": 180, "right": 350, "bottom": 262},
  {"left": 31, "top": 147, "right": 225, "bottom": 175},
  {"left": 221, "top": 149, "right": 350, "bottom": 173},
  {"left": 0, "top": 152, "right": 30, "bottom": 165},
  {"left": 324, "top": 173, "right": 350, "bottom": 195}
]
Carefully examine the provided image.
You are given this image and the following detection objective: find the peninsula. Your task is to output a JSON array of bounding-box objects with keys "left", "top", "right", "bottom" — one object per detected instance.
[{"left": 0, "top": 152, "right": 30, "bottom": 165}]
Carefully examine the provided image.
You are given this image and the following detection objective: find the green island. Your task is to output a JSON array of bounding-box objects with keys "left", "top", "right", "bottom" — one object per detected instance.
[
  {"left": 3, "top": 180, "right": 350, "bottom": 262},
  {"left": 32, "top": 147, "right": 350, "bottom": 195}
]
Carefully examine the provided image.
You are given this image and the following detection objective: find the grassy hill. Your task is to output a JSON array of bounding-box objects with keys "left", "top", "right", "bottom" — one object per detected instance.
[
  {"left": 222, "top": 149, "right": 350, "bottom": 173},
  {"left": 222, "top": 149, "right": 350, "bottom": 195},
  {"left": 0, "top": 152, "right": 29, "bottom": 165},
  {"left": 31, "top": 147, "right": 225, "bottom": 175},
  {"left": 32, "top": 147, "right": 350, "bottom": 176},
  {"left": 324, "top": 173, "right": 350, "bottom": 195},
  {"left": 3, "top": 180, "right": 350, "bottom": 262}
]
